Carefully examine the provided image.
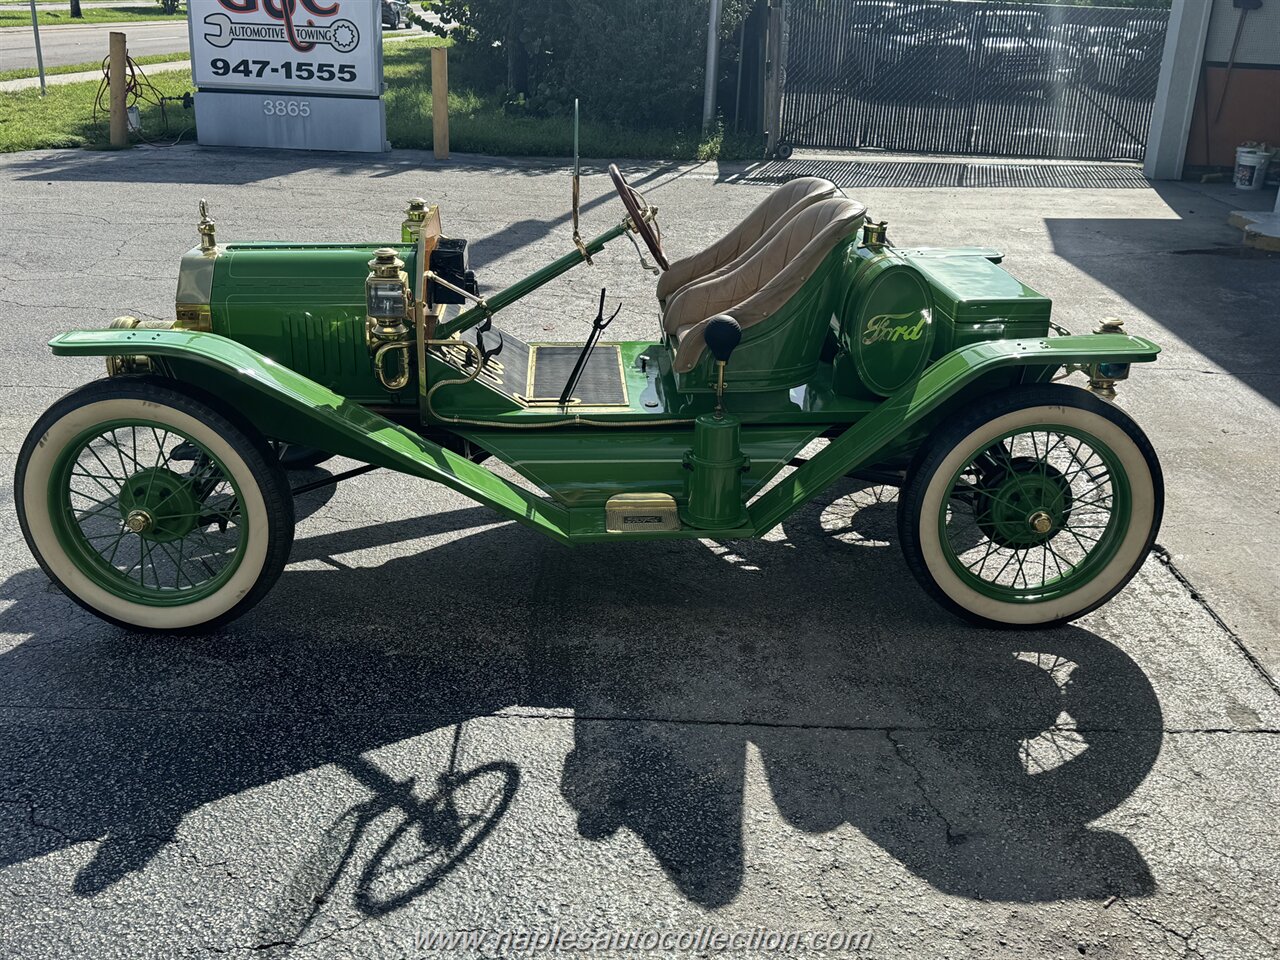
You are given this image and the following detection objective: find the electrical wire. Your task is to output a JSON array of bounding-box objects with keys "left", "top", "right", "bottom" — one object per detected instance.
[{"left": 93, "top": 53, "right": 194, "bottom": 147}]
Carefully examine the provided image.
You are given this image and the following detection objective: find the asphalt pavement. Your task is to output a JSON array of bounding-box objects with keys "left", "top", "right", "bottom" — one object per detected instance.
[{"left": 0, "top": 146, "right": 1277, "bottom": 958}]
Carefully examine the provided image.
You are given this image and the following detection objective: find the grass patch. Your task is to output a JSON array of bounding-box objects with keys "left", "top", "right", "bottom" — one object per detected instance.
[
  {"left": 382, "top": 39, "right": 759, "bottom": 161},
  {"left": 0, "top": 37, "right": 760, "bottom": 160},
  {"left": 0, "top": 70, "right": 193, "bottom": 151},
  {"left": 0, "top": 50, "right": 189, "bottom": 83},
  {"left": 0, "top": 5, "right": 186, "bottom": 27}
]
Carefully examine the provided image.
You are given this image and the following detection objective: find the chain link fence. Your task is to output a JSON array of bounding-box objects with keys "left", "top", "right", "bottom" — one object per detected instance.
[{"left": 777, "top": 0, "right": 1170, "bottom": 161}]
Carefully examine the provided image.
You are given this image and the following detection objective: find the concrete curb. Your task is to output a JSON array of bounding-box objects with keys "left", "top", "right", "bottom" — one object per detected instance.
[
  {"left": 1228, "top": 207, "right": 1280, "bottom": 252},
  {"left": 0, "top": 58, "right": 189, "bottom": 92},
  {"left": 0, "top": 19, "right": 178, "bottom": 34}
]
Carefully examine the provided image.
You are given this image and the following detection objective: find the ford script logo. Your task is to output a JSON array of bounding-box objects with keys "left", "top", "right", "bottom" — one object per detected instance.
[
  {"left": 206, "top": 0, "right": 358, "bottom": 54},
  {"left": 862, "top": 310, "right": 930, "bottom": 346}
]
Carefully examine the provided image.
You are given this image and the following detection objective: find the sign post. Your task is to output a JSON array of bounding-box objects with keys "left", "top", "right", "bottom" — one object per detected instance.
[
  {"left": 431, "top": 47, "right": 448, "bottom": 160},
  {"left": 28, "top": 0, "right": 46, "bottom": 96},
  {"left": 188, "top": 0, "right": 386, "bottom": 153},
  {"left": 109, "top": 32, "right": 127, "bottom": 148}
]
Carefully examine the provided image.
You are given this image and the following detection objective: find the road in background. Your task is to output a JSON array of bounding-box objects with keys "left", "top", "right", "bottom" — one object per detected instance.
[{"left": 1, "top": 19, "right": 422, "bottom": 71}]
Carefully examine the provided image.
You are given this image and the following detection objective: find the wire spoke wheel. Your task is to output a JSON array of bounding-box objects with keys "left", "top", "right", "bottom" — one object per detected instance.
[
  {"left": 897, "top": 384, "right": 1162, "bottom": 628},
  {"left": 54, "top": 421, "right": 247, "bottom": 605},
  {"left": 17, "top": 379, "right": 294, "bottom": 631},
  {"left": 940, "top": 427, "right": 1129, "bottom": 602}
]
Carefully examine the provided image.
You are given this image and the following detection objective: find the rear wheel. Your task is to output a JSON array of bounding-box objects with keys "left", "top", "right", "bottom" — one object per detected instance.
[
  {"left": 897, "top": 384, "right": 1162, "bottom": 628},
  {"left": 15, "top": 379, "right": 295, "bottom": 632}
]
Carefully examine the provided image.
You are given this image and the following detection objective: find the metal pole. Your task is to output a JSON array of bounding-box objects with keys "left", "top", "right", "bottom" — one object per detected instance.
[
  {"left": 28, "top": 0, "right": 46, "bottom": 96},
  {"left": 109, "top": 32, "right": 128, "bottom": 148},
  {"left": 733, "top": 19, "right": 745, "bottom": 133},
  {"left": 702, "top": 0, "right": 722, "bottom": 131},
  {"left": 763, "top": 0, "right": 782, "bottom": 156}
]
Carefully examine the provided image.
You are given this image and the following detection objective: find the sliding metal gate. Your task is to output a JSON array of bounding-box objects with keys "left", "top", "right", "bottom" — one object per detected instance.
[{"left": 776, "top": 0, "right": 1170, "bottom": 161}]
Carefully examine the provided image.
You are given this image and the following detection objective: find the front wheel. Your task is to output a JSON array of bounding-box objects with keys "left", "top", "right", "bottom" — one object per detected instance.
[
  {"left": 16, "top": 378, "right": 295, "bottom": 632},
  {"left": 897, "top": 384, "right": 1163, "bottom": 629}
]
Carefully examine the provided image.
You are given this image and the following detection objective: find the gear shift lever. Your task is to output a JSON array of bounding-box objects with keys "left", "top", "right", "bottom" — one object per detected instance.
[{"left": 703, "top": 315, "right": 742, "bottom": 418}]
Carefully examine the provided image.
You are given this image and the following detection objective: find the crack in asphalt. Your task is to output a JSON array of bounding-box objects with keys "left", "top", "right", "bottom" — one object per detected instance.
[
  {"left": 886, "top": 730, "right": 966, "bottom": 847},
  {"left": 1151, "top": 543, "right": 1280, "bottom": 699},
  {"left": 1116, "top": 898, "right": 1209, "bottom": 959},
  {"left": 0, "top": 701, "right": 1277, "bottom": 735}
]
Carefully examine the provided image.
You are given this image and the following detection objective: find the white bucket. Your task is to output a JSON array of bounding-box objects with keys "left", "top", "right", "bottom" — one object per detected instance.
[{"left": 1235, "top": 147, "right": 1270, "bottom": 191}]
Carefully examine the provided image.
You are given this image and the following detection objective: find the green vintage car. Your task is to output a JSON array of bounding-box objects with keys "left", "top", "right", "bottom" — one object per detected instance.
[{"left": 14, "top": 164, "right": 1163, "bottom": 632}]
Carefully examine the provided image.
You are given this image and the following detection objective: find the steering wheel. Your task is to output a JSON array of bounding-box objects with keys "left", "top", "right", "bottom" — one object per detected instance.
[{"left": 609, "top": 163, "right": 669, "bottom": 271}]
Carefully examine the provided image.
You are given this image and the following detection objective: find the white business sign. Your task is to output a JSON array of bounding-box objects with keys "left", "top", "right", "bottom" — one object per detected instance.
[{"left": 188, "top": 0, "right": 381, "bottom": 100}]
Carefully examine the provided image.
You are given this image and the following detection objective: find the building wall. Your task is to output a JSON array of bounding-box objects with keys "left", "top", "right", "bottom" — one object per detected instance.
[{"left": 1185, "top": 0, "right": 1280, "bottom": 168}]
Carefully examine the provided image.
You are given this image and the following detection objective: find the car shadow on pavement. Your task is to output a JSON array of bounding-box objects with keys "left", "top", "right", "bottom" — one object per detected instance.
[
  {"left": 1045, "top": 188, "right": 1280, "bottom": 410},
  {"left": 0, "top": 480, "right": 1161, "bottom": 915}
]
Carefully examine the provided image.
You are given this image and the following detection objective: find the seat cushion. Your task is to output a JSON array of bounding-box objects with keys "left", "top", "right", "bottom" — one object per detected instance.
[
  {"left": 667, "top": 197, "right": 867, "bottom": 373},
  {"left": 655, "top": 176, "right": 838, "bottom": 303}
]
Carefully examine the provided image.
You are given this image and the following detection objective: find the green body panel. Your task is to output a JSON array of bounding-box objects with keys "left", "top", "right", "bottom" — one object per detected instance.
[
  {"left": 456, "top": 423, "right": 819, "bottom": 507},
  {"left": 670, "top": 239, "right": 857, "bottom": 394},
  {"left": 900, "top": 248, "right": 1053, "bottom": 355},
  {"left": 48, "top": 329, "right": 572, "bottom": 545},
  {"left": 47, "top": 328, "right": 1156, "bottom": 547},
  {"left": 748, "top": 333, "right": 1160, "bottom": 534},
  {"left": 209, "top": 242, "right": 418, "bottom": 406}
]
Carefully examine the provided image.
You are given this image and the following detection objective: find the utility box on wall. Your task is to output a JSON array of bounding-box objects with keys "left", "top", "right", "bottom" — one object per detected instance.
[{"left": 188, "top": 0, "right": 386, "bottom": 153}]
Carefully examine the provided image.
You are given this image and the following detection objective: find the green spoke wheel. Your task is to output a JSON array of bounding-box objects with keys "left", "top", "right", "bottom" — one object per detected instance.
[
  {"left": 898, "top": 384, "right": 1162, "bottom": 628},
  {"left": 16, "top": 379, "right": 295, "bottom": 632}
]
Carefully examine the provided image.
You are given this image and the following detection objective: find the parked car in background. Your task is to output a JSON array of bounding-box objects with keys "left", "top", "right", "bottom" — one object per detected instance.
[
  {"left": 381, "top": 0, "right": 411, "bottom": 30},
  {"left": 975, "top": 7, "right": 1079, "bottom": 97},
  {"left": 830, "top": 3, "right": 1076, "bottom": 102},
  {"left": 1077, "top": 20, "right": 1166, "bottom": 96}
]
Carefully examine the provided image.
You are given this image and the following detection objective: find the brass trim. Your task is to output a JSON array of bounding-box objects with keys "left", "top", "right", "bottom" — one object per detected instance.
[
  {"left": 374, "top": 342, "right": 412, "bottom": 391},
  {"left": 606, "top": 492, "right": 680, "bottom": 534},
  {"left": 425, "top": 270, "right": 489, "bottom": 310},
  {"left": 526, "top": 343, "right": 631, "bottom": 409},
  {"left": 516, "top": 396, "right": 583, "bottom": 407},
  {"left": 175, "top": 304, "right": 212, "bottom": 332},
  {"left": 103, "top": 316, "right": 178, "bottom": 376},
  {"left": 862, "top": 220, "right": 889, "bottom": 247},
  {"left": 197, "top": 199, "right": 217, "bottom": 253}
]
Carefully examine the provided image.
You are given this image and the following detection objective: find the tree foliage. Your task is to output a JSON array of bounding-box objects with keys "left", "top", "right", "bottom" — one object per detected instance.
[{"left": 417, "top": 0, "right": 755, "bottom": 128}]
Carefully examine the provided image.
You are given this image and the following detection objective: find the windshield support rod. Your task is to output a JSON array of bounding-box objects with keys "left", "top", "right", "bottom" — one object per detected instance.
[{"left": 435, "top": 220, "right": 631, "bottom": 339}]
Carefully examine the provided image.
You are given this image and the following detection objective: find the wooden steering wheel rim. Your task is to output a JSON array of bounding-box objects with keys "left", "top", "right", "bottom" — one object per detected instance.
[{"left": 608, "top": 163, "right": 669, "bottom": 271}]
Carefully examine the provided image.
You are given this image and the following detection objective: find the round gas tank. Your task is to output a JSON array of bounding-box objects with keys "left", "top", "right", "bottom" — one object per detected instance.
[{"left": 839, "top": 259, "right": 934, "bottom": 397}]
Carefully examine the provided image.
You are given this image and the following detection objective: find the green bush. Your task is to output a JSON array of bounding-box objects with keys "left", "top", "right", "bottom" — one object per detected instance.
[{"left": 419, "top": 0, "right": 754, "bottom": 129}]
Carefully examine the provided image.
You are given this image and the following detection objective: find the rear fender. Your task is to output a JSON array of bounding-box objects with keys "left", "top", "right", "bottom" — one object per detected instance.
[
  {"left": 747, "top": 333, "right": 1160, "bottom": 534},
  {"left": 49, "top": 329, "right": 573, "bottom": 545}
]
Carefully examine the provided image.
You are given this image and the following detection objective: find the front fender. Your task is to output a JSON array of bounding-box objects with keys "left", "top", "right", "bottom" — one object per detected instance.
[
  {"left": 49, "top": 329, "right": 573, "bottom": 545},
  {"left": 747, "top": 332, "right": 1160, "bottom": 533}
]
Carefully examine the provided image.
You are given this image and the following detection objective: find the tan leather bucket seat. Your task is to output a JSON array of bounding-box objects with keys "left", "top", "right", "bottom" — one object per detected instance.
[
  {"left": 656, "top": 176, "right": 839, "bottom": 304},
  {"left": 663, "top": 196, "right": 867, "bottom": 374}
]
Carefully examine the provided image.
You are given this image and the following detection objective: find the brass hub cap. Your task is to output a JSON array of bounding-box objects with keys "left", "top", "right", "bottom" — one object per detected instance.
[
  {"left": 1028, "top": 510, "right": 1054, "bottom": 535},
  {"left": 124, "top": 509, "right": 153, "bottom": 535}
]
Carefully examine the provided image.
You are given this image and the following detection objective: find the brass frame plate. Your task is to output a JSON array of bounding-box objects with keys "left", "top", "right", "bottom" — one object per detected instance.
[{"left": 605, "top": 492, "right": 680, "bottom": 534}]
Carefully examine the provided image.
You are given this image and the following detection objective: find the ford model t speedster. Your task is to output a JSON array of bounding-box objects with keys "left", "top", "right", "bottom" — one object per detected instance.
[{"left": 15, "top": 163, "right": 1163, "bottom": 632}]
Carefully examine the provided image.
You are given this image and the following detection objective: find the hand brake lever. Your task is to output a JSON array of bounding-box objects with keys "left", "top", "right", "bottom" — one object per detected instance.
[{"left": 560, "top": 288, "right": 622, "bottom": 406}]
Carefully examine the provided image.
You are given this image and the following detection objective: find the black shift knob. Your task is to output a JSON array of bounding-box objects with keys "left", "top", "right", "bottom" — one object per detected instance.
[{"left": 704, "top": 315, "right": 741, "bottom": 363}]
